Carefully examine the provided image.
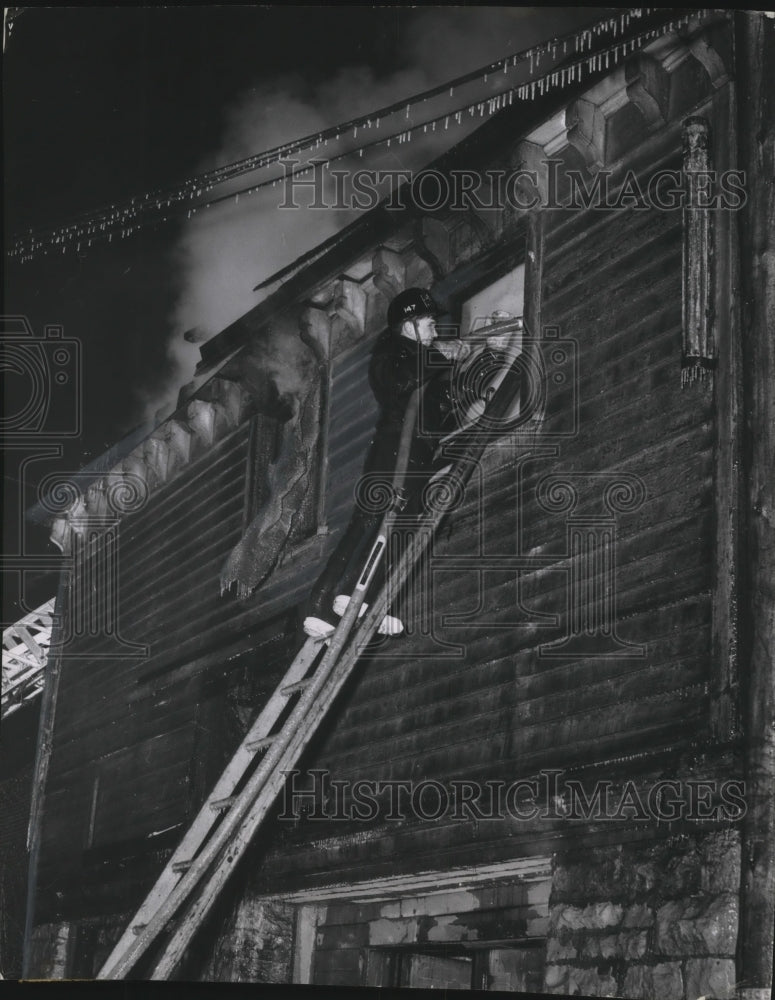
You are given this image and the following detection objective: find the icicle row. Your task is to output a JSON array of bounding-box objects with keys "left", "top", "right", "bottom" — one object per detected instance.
[{"left": 10, "top": 8, "right": 715, "bottom": 260}]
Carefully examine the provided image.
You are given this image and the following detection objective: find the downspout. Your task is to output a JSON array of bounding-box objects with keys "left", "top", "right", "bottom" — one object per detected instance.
[{"left": 734, "top": 10, "right": 775, "bottom": 1000}]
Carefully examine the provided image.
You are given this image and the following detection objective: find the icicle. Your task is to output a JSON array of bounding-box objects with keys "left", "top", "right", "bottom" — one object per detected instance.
[{"left": 406, "top": 104, "right": 410, "bottom": 119}]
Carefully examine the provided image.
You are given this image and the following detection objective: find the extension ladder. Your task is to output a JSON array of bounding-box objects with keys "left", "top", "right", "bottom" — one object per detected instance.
[{"left": 98, "top": 321, "right": 525, "bottom": 980}]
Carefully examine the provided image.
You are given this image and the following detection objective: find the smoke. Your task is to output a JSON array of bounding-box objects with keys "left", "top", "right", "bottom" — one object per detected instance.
[{"left": 143, "top": 7, "right": 599, "bottom": 422}]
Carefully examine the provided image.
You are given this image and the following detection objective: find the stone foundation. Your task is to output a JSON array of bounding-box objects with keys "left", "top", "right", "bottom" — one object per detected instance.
[
  {"left": 197, "top": 895, "right": 294, "bottom": 983},
  {"left": 543, "top": 830, "right": 740, "bottom": 999}
]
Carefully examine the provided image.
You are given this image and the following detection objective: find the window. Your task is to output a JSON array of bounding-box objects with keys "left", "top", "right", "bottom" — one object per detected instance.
[
  {"left": 365, "top": 943, "right": 545, "bottom": 992},
  {"left": 446, "top": 262, "right": 527, "bottom": 436},
  {"left": 298, "top": 872, "right": 551, "bottom": 990},
  {"left": 241, "top": 382, "right": 323, "bottom": 551},
  {"left": 460, "top": 263, "right": 525, "bottom": 337},
  {"left": 243, "top": 412, "right": 285, "bottom": 529}
]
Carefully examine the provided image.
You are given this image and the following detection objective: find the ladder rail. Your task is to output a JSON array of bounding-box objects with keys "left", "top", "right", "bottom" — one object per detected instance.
[
  {"left": 97, "top": 557, "right": 377, "bottom": 980},
  {"left": 98, "top": 634, "right": 323, "bottom": 975},
  {"left": 99, "top": 330, "right": 526, "bottom": 980},
  {"left": 149, "top": 503, "right": 446, "bottom": 978},
  {"left": 149, "top": 336, "right": 527, "bottom": 977},
  {"left": 98, "top": 387, "right": 424, "bottom": 979}
]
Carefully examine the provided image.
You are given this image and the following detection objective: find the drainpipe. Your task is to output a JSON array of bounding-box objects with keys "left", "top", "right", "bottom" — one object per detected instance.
[{"left": 734, "top": 11, "right": 775, "bottom": 1000}]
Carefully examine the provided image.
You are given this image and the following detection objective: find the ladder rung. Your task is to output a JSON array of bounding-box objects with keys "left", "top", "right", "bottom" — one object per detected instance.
[
  {"left": 281, "top": 678, "right": 311, "bottom": 697},
  {"left": 209, "top": 796, "right": 236, "bottom": 812},
  {"left": 171, "top": 859, "right": 193, "bottom": 873},
  {"left": 246, "top": 735, "right": 276, "bottom": 753}
]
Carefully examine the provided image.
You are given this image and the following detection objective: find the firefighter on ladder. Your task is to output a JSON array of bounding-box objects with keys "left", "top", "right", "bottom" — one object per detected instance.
[{"left": 303, "top": 287, "right": 471, "bottom": 639}]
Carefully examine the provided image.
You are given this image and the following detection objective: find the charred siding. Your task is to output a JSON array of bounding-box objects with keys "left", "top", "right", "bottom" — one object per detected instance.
[
  {"left": 325, "top": 338, "right": 380, "bottom": 533},
  {"left": 280, "top": 181, "right": 713, "bottom": 867},
  {"left": 35, "top": 423, "right": 268, "bottom": 920}
]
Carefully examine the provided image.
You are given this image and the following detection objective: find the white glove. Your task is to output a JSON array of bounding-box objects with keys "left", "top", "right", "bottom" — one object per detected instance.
[{"left": 433, "top": 339, "right": 471, "bottom": 361}]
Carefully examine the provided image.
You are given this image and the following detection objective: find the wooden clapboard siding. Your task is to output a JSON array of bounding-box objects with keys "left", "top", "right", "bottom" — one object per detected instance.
[
  {"left": 325, "top": 338, "right": 380, "bottom": 531},
  {"left": 261, "top": 156, "right": 715, "bottom": 887},
  {"left": 31, "top": 82, "right": 728, "bottom": 940},
  {"left": 34, "top": 422, "right": 265, "bottom": 921},
  {"left": 0, "top": 702, "right": 39, "bottom": 978}
]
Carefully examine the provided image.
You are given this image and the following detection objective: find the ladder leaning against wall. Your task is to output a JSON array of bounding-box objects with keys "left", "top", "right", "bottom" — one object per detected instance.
[{"left": 98, "top": 319, "right": 526, "bottom": 980}]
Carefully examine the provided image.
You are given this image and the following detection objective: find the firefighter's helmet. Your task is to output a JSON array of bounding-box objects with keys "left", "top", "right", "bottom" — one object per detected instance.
[{"left": 387, "top": 288, "right": 440, "bottom": 329}]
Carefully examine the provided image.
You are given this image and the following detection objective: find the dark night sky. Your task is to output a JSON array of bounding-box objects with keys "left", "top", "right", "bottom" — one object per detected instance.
[
  {"left": 4, "top": 7, "right": 441, "bottom": 458},
  {"left": 2, "top": 5, "right": 609, "bottom": 618}
]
